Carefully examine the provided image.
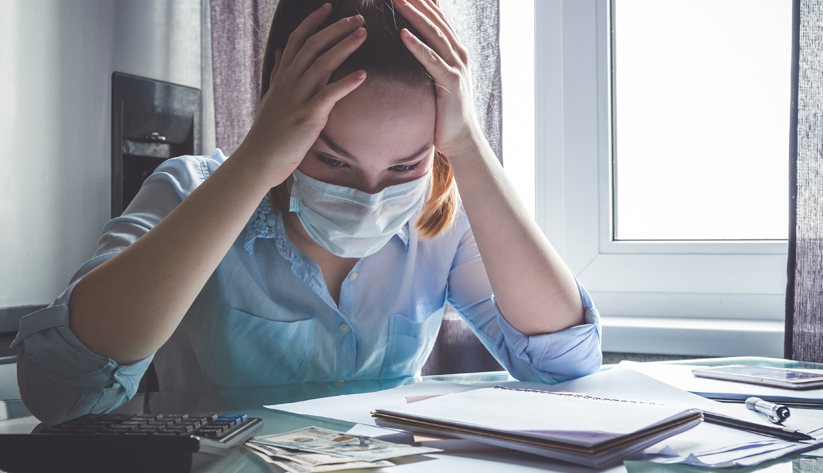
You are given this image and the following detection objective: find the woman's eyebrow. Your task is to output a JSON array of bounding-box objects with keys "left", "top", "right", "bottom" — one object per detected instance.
[{"left": 319, "top": 132, "right": 432, "bottom": 164}]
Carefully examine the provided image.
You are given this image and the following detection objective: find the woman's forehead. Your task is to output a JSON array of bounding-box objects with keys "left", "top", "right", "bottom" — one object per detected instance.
[{"left": 322, "top": 81, "right": 436, "bottom": 161}]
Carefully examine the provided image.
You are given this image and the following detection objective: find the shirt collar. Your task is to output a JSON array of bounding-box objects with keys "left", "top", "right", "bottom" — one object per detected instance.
[{"left": 244, "top": 196, "right": 411, "bottom": 255}]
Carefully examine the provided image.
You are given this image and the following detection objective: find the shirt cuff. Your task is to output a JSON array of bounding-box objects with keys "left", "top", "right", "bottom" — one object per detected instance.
[
  {"left": 12, "top": 255, "right": 154, "bottom": 400},
  {"left": 494, "top": 276, "right": 602, "bottom": 383}
]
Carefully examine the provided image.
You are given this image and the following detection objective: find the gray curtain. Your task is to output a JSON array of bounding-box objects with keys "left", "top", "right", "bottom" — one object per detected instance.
[
  {"left": 209, "top": 0, "right": 502, "bottom": 375},
  {"left": 210, "top": 0, "right": 276, "bottom": 156},
  {"left": 786, "top": 0, "right": 823, "bottom": 361}
]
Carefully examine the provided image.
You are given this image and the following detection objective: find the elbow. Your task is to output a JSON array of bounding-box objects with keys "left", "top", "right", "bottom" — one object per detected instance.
[{"left": 17, "top": 350, "right": 96, "bottom": 425}]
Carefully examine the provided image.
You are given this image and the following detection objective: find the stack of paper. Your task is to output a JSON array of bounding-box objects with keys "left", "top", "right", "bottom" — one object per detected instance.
[{"left": 371, "top": 386, "right": 702, "bottom": 468}]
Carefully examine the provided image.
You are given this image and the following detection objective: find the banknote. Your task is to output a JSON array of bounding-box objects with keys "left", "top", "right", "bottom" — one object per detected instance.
[
  {"left": 252, "top": 426, "right": 440, "bottom": 462},
  {"left": 254, "top": 427, "right": 359, "bottom": 449},
  {"left": 245, "top": 441, "right": 357, "bottom": 466},
  {"left": 248, "top": 449, "right": 393, "bottom": 473}
]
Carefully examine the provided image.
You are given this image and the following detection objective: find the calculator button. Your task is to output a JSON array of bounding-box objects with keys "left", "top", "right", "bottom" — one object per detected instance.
[
  {"left": 168, "top": 423, "right": 194, "bottom": 431},
  {"left": 156, "top": 414, "right": 188, "bottom": 421},
  {"left": 131, "top": 428, "right": 158, "bottom": 434},
  {"left": 108, "top": 424, "right": 136, "bottom": 431},
  {"left": 103, "top": 414, "right": 134, "bottom": 421}
]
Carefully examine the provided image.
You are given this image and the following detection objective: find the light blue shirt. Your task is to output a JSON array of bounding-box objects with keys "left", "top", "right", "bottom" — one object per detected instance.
[{"left": 13, "top": 150, "right": 602, "bottom": 423}]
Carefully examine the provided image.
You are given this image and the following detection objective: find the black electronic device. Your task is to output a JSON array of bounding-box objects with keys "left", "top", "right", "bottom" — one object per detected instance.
[{"left": 0, "top": 412, "right": 262, "bottom": 473}]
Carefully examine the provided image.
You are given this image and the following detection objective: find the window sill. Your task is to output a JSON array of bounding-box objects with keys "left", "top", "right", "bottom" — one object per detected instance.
[{"left": 601, "top": 317, "right": 784, "bottom": 358}]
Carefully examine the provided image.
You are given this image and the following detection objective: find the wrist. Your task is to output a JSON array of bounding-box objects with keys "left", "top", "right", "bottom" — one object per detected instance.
[
  {"left": 230, "top": 142, "right": 297, "bottom": 190},
  {"left": 442, "top": 129, "right": 497, "bottom": 174}
]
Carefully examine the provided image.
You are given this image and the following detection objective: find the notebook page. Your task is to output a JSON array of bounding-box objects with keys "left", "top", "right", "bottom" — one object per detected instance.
[{"left": 375, "top": 387, "right": 691, "bottom": 444}]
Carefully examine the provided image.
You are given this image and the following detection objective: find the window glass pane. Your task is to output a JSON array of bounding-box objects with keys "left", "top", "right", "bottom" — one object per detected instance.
[{"left": 613, "top": 0, "right": 791, "bottom": 240}]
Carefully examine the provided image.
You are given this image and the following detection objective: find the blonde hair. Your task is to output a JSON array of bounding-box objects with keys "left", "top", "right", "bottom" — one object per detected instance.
[{"left": 262, "top": 0, "right": 459, "bottom": 240}]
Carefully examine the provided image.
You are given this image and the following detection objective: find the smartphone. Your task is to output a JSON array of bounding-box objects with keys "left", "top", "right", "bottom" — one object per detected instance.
[{"left": 691, "top": 365, "right": 823, "bottom": 390}]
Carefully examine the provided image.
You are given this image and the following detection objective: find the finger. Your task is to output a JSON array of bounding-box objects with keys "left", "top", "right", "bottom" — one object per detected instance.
[
  {"left": 280, "top": 3, "right": 333, "bottom": 68},
  {"left": 411, "top": 0, "right": 459, "bottom": 44},
  {"left": 422, "top": 0, "right": 457, "bottom": 39},
  {"left": 271, "top": 48, "right": 284, "bottom": 82},
  {"left": 417, "top": 0, "right": 469, "bottom": 63},
  {"left": 394, "top": 0, "right": 458, "bottom": 66},
  {"left": 301, "top": 27, "right": 367, "bottom": 95},
  {"left": 291, "top": 14, "right": 365, "bottom": 76},
  {"left": 401, "top": 28, "right": 458, "bottom": 86},
  {"left": 311, "top": 70, "right": 368, "bottom": 117}
]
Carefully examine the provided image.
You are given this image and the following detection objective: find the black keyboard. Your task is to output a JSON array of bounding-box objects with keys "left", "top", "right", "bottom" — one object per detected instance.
[{"left": 0, "top": 412, "right": 264, "bottom": 473}]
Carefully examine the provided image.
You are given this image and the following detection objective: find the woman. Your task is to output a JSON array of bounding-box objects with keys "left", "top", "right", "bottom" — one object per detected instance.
[{"left": 14, "top": 0, "right": 601, "bottom": 424}]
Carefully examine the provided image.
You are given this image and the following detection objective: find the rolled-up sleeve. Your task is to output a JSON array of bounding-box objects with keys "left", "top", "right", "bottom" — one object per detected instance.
[
  {"left": 446, "top": 223, "right": 602, "bottom": 385},
  {"left": 12, "top": 153, "right": 219, "bottom": 424}
]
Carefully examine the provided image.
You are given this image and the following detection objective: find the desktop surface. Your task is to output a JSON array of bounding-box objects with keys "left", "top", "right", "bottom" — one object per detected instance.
[{"left": 4, "top": 357, "right": 823, "bottom": 472}]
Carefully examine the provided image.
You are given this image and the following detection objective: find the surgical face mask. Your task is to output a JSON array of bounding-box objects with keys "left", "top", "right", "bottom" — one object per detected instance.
[{"left": 288, "top": 170, "right": 432, "bottom": 258}]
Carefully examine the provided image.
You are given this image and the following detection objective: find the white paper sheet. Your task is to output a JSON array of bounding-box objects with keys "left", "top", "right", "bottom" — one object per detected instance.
[
  {"left": 549, "top": 365, "right": 771, "bottom": 424},
  {"left": 264, "top": 380, "right": 489, "bottom": 425}
]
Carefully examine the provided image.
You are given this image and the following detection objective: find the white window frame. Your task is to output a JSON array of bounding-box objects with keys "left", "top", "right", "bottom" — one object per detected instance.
[{"left": 532, "top": 0, "right": 786, "bottom": 357}]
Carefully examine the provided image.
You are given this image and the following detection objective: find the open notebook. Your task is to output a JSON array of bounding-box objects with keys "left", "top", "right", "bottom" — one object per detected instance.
[{"left": 371, "top": 386, "right": 702, "bottom": 468}]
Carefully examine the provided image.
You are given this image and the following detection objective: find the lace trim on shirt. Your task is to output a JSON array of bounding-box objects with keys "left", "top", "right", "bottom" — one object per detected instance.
[
  {"left": 244, "top": 197, "right": 278, "bottom": 254},
  {"left": 243, "top": 196, "right": 304, "bottom": 270}
]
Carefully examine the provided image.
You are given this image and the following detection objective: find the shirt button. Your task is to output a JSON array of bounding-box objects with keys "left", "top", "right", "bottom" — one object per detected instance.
[
  {"left": 339, "top": 323, "right": 350, "bottom": 333},
  {"left": 349, "top": 272, "right": 358, "bottom": 281}
]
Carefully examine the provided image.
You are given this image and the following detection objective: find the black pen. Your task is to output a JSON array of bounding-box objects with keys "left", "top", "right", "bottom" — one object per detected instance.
[{"left": 702, "top": 411, "right": 815, "bottom": 442}]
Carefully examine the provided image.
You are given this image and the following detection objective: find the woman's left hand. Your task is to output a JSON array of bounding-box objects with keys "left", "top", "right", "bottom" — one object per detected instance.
[{"left": 394, "top": 0, "right": 483, "bottom": 160}]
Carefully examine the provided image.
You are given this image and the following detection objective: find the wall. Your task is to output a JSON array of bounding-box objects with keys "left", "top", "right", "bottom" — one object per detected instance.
[{"left": 0, "top": 0, "right": 203, "bottom": 310}]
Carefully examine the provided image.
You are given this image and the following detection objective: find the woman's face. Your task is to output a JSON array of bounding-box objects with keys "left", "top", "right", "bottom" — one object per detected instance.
[{"left": 297, "top": 80, "right": 436, "bottom": 194}]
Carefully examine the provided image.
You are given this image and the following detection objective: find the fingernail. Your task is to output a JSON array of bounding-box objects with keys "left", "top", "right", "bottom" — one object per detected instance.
[
  {"left": 321, "top": 3, "right": 331, "bottom": 11},
  {"left": 349, "top": 14, "right": 363, "bottom": 23},
  {"left": 353, "top": 27, "right": 366, "bottom": 37},
  {"left": 402, "top": 29, "right": 413, "bottom": 39},
  {"left": 356, "top": 71, "right": 367, "bottom": 80}
]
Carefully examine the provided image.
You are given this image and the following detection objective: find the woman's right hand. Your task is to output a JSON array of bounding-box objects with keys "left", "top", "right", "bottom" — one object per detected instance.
[{"left": 236, "top": 3, "right": 368, "bottom": 181}]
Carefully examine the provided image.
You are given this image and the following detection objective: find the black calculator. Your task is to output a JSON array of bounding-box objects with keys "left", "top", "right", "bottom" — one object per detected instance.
[{"left": 0, "top": 412, "right": 263, "bottom": 473}]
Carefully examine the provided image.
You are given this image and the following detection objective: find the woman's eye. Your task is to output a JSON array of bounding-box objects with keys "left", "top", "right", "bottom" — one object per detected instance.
[
  {"left": 391, "top": 163, "right": 420, "bottom": 173},
  {"left": 320, "top": 156, "right": 346, "bottom": 168}
]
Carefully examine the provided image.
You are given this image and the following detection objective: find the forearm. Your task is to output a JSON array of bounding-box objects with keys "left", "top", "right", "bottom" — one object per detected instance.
[
  {"left": 69, "top": 147, "right": 290, "bottom": 364},
  {"left": 448, "top": 134, "right": 584, "bottom": 335}
]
